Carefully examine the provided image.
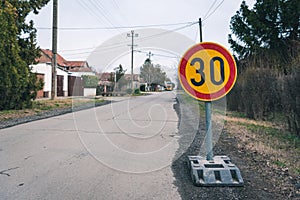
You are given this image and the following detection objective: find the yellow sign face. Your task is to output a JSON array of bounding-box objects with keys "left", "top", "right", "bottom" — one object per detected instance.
[{"left": 178, "top": 42, "right": 237, "bottom": 101}]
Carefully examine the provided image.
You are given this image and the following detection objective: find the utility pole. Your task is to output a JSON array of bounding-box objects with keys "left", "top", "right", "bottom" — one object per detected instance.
[
  {"left": 127, "top": 30, "right": 138, "bottom": 90},
  {"left": 147, "top": 51, "right": 153, "bottom": 61},
  {"left": 198, "top": 18, "right": 203, "bottom": 43},
  {"left": 146, "top": 51, "right": 153, "bottom": 91},
  {"left": 51, "top": 0, "right": 58, "bottom": 100}
]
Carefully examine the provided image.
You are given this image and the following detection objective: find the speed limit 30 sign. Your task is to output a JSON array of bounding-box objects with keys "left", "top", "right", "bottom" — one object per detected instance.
[{"left": 178, "top": 42, "right": 237, "bottom": 101}]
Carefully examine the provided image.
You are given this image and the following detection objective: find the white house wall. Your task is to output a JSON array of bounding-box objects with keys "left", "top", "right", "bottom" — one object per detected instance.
[
  {"left": 31, "top": 63, "right": 69, "bottom": 96},
  {"left": 31, "top": 63, "right": 52, "bottom": 92},
  {"left": 70, "top": 71, "right": 96, "bottom": 77}
]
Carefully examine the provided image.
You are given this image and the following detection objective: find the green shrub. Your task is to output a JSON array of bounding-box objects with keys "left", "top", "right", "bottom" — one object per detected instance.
[
  {"left": 134, "top": 88, "right": 140, "bottom": 95},
  {"left": 126, "top": 88, "right": 133, "bottom": 94},
  {"left": 82, "top": 75, "right": 99, "bottom": 88}
]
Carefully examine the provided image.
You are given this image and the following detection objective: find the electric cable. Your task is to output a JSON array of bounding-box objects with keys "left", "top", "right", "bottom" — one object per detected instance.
[
  {"left": 203, "top": 0, "right": 218, "bottom": 20},
  {"left": 61, "top": 22, "right": 197, "bottom": 57},
  {"left": 203, "top": 0, "right": 225, "bottom": 21},
  {"left": 36, "top": 21, "right": 197, "bottom": 31}
]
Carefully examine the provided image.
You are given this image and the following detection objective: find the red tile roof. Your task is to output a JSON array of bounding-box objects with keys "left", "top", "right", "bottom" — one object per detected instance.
[
  {"left": 98, "top": 72, "right": 114, "bottom": 81},
  {"left": 36, "top": 49, "right": 91, "bottom": 73},
  {"left": 37, "top": 49, "right": 68, "bottom": 67},
  {"left": 66, "top": 61, "right": 88, "bottom": 68}
]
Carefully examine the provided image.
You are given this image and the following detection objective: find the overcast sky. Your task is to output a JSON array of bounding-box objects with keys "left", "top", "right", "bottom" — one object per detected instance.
[{"left": 28, "top": 0, "right": 255, "bottom": 80}]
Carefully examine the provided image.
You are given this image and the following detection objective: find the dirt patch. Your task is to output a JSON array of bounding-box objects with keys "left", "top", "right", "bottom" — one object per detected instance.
[{"left": 172, "top": 93, "right": 300, "bottom": 199}]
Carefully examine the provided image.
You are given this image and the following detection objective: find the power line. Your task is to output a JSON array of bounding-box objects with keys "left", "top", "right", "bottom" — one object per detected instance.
[
  {"left": 203, "top": 0, "right": 225, "bottom": 21},
  {"left": 36, "top": 21, "right": 197, "bottom": 31},
  {"left": 60, "top": 22, "right": 197, "bottom": 57},
  {"left": 203, "top": 0, "right": 218, "bottom": 20},
  {"left": 95, "top": 21, "right": 198, "bottom": 53},
  {"left": 135, "top": 22, "right": 198, "bottom": 43},
  {"left": 136, "top": 50, "right": 178, "bottom": 59},
  {"left": 76, "top": 0, "right": 106, "bottom": 25},
  {"left": 150, "top": 53, "right": 179, "bottom": 59},
  {"left": 60, "top": 46, "right": 96, "bottom": 52},
  {"left": 89, "top": 0, "right": 120, "bottom": 31},
  {"left": 111, "top": 0, "right": 122, "bottom": 14}
]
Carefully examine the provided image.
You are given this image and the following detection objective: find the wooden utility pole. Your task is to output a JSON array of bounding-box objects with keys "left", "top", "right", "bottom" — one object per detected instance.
[
  {"left": 127, "top": 30, "right": 138, "bottom": 90},
  {"left": 51, "top": 0, "right": 58, "bottom": 100}
]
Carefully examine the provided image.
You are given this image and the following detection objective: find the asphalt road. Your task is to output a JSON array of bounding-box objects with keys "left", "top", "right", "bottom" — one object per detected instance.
[{"left": 0, "top": 92, "right": 182, "bottom": 200}]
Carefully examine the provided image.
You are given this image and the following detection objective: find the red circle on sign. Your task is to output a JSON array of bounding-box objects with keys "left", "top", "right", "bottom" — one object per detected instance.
[{"left": 178, "top": 42, "right": 237, "bottom": 101}]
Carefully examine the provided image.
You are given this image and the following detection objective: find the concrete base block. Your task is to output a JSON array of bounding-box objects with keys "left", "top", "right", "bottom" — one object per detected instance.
[{"left": 188, "top": 155, "right": 244, "bottom": 187}]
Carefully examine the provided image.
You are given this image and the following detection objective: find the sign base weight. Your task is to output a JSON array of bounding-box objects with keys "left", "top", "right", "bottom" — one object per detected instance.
[{"left": 188, "top": 155, "right": 244, "bottom": 187}]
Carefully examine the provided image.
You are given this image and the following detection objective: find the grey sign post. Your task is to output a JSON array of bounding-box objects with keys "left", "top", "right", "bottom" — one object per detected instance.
[{"left": 178, "top": 18, "right": 243, "bottom": 186}]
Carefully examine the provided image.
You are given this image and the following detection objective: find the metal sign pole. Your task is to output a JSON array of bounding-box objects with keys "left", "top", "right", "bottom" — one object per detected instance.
[
  {"left": 181, "top": 18, "right": 244, "bottom": 186},
  {"left": 205, "top": 102, "right": 213, "bottom": 160},
  {"left": 199, "top": 18, "right": 213, "bottom": 160}
]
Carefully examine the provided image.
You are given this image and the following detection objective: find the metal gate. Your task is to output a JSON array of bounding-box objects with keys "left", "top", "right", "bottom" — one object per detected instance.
[
  {"left": 68, "top": 76, "right": 84, "bottom": 96},
  {"left": 57, "top": 75, "right": 64, "bottom": 97}
]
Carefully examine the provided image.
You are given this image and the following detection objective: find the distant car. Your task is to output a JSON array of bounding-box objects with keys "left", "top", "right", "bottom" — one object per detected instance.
[{"left": 165, "top": 82, "right": 173, "bottom": 91}]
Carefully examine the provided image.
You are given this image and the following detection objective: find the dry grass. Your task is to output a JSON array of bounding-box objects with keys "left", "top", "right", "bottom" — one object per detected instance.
[
  {"left": 225, "top": 114, "right": 300, "bottom": 177},
  {"left": 0, "top": 97, "right": 103, "bottom": 122}
]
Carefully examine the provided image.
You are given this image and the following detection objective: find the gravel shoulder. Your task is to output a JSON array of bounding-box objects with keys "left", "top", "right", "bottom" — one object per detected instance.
[{"left": 172, "top": 92, "right": 300, "bottom": 200}]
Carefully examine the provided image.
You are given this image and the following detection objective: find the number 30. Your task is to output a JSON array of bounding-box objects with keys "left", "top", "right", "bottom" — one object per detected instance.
[{"left": 190, "top": 56, "right": 225, "bottom": 87}]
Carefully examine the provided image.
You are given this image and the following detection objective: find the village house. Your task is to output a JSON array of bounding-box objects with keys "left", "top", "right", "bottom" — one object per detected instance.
[
  {"left": 64, "top": 60, "right": 95, "bottom": 77},
  {"left": 123, "top": 74, "right": 141, "bottom": 89},
  {"left": 96, "top": 72, "right": 141, "bottom": 95},
  {"left": 31, "top": 49, "right": 145, "bottom": 97},
  {"left": 30, "top": 49, "right": 95, "bottom": 98},
  {"left": 31, "top": 49, "right": 69, "bottom": 98}
]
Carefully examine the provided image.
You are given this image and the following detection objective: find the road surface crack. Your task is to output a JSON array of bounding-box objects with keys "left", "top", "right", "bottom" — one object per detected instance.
[{"left": 0, "top": 167, "right": 19, "bottom": 176}]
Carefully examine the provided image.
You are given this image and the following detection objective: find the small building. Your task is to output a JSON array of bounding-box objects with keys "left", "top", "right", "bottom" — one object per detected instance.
[
  {"left": 66, "top": 61, "right": 96, "bottom": 77},
  {"left": 97, "top": 72, "right": 115, "bottom": 95},
  {"left": 124, "top": 74, "right": 140, "bottom": 89},
  {"left": 31, "top": 49, "right": 93, "bottom": 98},
  {"left": 31, "top": 49, "right": 71, "bottom": 98},
  {"left": 31, "top": 63, "right": 69, "bottom": 98}
]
